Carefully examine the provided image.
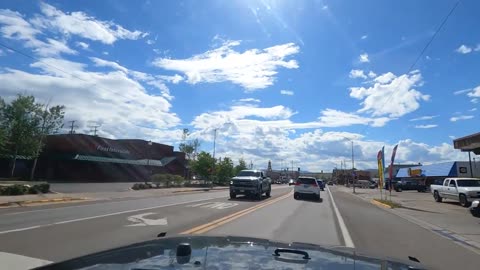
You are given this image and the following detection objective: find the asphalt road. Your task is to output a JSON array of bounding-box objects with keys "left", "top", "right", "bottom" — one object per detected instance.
[
  {"left": 1, "top": 184, "right": 479, "bottom": 270},
  {"left": 330, "top": 187, "right": 480, "bottom": 270},
  {"left": 0, "top": 186, "right": 293, "bottom": 263}
]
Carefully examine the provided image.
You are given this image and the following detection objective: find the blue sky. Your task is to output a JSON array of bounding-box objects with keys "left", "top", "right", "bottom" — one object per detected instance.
[{"left": 0, "top": 0, "right": 478, "bottom": 171}]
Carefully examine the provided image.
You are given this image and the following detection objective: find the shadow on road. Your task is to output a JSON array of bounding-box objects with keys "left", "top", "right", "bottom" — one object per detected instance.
[
  {"left": 228, "top": 195, "right": 270, "bottom": 202},
  {"left": 294, "top": 197, "right": 323, "bottom": 203}
]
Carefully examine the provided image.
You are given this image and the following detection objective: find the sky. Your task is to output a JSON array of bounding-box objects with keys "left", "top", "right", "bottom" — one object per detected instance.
[{"left": 0, "top": 0, "right": 478, "bottom": 171}]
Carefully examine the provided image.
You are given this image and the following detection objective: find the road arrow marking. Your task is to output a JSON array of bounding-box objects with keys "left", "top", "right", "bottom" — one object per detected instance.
[{"left": 126, "top": 212, "right": 168, "bottom": 227}]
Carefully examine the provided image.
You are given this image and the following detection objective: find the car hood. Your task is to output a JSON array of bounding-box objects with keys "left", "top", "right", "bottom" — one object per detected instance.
[
  {"left": 232, "top": 176, "right": 259, "bottom": 181},
  {"left": 34, "top": 235, "right": 423, "bottom": 270}
]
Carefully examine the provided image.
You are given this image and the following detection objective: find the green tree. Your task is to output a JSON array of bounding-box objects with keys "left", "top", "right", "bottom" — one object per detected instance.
[
  {"left": 179, "top": 138, "right": 201, "bottom": 161},
  {"left": 2, "top": 95, "right": 42, "bottom": 177},
  {"left": 0, "top": 98, "right": 7, "bottom": 153},
  {"left": 234, "top": 158, "right": 248, "bottom": 175},
  {"left": 29, "top": 104, "right": 65, "bottom": 180},
  {"left": 215, "top": 157, "right": 234, "bottom": 184},
  {"left": 191, "top": 151, "right": 215, "bottom": 181},
  {"left": 1, "top": 95, "right": 65, "bottom": 178}
]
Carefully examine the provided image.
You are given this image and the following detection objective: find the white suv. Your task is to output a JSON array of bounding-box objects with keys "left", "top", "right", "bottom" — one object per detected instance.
[{"left": 294, "top": 177, "right": 321, "bottom": 201}]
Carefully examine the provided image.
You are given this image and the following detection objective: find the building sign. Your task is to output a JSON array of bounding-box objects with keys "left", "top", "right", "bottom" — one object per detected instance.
[
  {"left": 96, "top": 145, "right": 130, "bottom": 154},
  {"left": 408, "top": 168, "right": 422, "bottom": 177},
  {"left": 459, "top": 167, "right": 468, "bottom": 173}
]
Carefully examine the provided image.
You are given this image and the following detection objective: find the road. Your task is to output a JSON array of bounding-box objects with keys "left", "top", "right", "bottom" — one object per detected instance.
[{"left": 0, "top": 185, "right": 479, "bottom": 270}]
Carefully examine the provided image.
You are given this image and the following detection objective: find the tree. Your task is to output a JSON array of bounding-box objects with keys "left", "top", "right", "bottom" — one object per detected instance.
[
  {"left": 1, "top": 95, "right": 65, "bottom": 178},
  {"left": 29, "top": 104, "right": 65, "bottom": 180},
  {"left": 216, "top": 157, "right": 234, "bottom": 184},
  {"left": 179, "top": 138, "right": 201, "bottom": 161},
  {"left": 234, "top": 158, "right": 248, "bottom": 175},
  {"left": 2, "top": 95, "right": 42, "bottom": 177},
  {"left": 191, "top": 151, "right": 215, "bottom": 181},
  {"left": 0, "top": 98, "right": 7, "bottom": 153}
]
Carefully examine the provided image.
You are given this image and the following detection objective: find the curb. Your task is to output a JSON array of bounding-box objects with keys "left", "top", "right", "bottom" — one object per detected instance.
[
  {"left": 0, "top": 197, "right": 88, "bottom": 208},
  {"left": 370, "top": 199, "right": 393, "bottom": 209}
]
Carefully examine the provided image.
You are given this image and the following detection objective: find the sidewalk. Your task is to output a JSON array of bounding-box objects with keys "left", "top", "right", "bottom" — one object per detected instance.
[
  {"left": 333, "top": 185, "right": 480, "bottom": 254},
  {"left": 0, "top": 186, "right": 229, "bottom": 207}
]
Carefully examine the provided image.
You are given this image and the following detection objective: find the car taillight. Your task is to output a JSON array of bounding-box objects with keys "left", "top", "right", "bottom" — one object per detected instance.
[{"left": 295, "top": 182, "right": 300, "bottom": 186}]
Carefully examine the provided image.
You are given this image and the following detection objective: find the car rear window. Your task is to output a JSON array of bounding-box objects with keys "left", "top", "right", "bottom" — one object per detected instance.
[{"left": 297, "top": 178, "right": 316, "bottom": 185}]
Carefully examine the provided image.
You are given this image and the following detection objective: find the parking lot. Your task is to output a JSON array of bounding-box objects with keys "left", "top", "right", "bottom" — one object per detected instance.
[{"left": 335, "top": 186, "right": 480, "bottom": 253}]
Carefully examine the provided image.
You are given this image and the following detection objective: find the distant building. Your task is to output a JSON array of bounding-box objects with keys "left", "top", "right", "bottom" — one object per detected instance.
[{"left": 0, "top": 134, "right": 187, "bottom": 182}]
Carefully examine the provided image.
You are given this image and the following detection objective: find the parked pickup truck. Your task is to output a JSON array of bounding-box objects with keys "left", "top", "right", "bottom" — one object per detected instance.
[
  {"left": 431, "top": 178, "right": 480, "bottom": 207},
  {"left": 229, "top": 170, "right": 271, "bottom": 200}
]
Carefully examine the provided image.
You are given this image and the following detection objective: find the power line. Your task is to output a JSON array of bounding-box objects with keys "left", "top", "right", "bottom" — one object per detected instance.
[{"left": 369, "top": 1, "right": 460, "bottom": 123}]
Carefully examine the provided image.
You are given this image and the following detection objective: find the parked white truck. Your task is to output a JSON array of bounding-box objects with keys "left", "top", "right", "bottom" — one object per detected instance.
[{"left": 431, "top": 178, "right": 480, "bottom": 207}]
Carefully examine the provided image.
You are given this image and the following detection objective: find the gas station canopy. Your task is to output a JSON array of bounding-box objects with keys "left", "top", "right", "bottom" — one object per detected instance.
[{"left": 453, "top": 132, "right": 480, "bottom": 155}]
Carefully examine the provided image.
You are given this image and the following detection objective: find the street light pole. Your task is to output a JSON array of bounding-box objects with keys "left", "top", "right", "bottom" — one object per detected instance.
[{"left": 351, "top": 140, "right": 355, "bottom": 193}]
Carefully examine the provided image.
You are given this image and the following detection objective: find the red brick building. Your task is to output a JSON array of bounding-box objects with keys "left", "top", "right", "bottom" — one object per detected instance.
[{"left": 32, "top": 134, "right": 186, "bottom": 182}]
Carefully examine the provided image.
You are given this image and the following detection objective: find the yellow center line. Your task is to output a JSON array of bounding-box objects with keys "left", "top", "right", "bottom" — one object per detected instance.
[{"left": 180, "top": 191, "right": 293, "bottom": 235}]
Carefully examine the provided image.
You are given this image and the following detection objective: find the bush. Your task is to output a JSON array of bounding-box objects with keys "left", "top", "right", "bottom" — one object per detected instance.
[
  {"left": 132, "top": 183, "right": 153, "bottom": 190},
  {"left": 37, "top": 183, "right": 50, "bottom": 193},
  {"left": 1, "top": 184, "right": 28, "bottom": 195}
]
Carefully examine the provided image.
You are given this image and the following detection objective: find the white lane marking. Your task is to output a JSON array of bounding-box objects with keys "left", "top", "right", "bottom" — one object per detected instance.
[
  {"left": 0, "top": 192, "right": 231, "bottom": 216},
  {"left": 126, "top": 212, "right": 168, "bottom": 226},
  {"left": 186, "top": 202, "right": 238, "bottom": 209},
  {"left": 0, "top": 196, "right": 227, "bottom": 234},
  {"left": 327, "top": 186, "right": 354, "bottom": 248},
  {"left": 0, "top": 252, "right": 52, "bottom": 270},
  {"left": 0, "top": 225, "right": 42, "bottom": 235}
]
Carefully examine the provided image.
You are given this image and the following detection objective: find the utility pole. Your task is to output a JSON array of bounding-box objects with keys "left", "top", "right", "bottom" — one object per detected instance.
[
  {"left": 89, "top": 124, "right": 100, "bottom": 136},
  {"left": 68, "top": 120, "right": 78, "bottom": 134},
  {"left": 352, "top": 141, "right": 355, "bottom": 193},
  {"left": 211, "top": 128, "right": 217, "bottom": 188}
]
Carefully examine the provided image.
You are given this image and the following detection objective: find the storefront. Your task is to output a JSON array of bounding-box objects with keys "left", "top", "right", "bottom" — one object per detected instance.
[{"left": 33, "top": 134, "right": 186, "bottom": 182}]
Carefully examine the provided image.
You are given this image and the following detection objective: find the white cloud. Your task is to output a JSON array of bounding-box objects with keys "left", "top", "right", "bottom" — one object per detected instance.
[
  {"left": 32, "top": 3, "right": 148, "bottom": 44},
  {"left": 467, "top": 86, "right": 480, "bottom": 97},
  {"left": 414, "top": 124, "right": 437, "bottom": 129},
  {"left": 367, "top": 71, "right": 376, "bottom": 78},
  {"left": 471, "top": 98, "right": 479, "bottom": 104},
  {"left": 475, "top": 44, "right": 480, "bottom": 52},
  {"left": 456, "top": 44, "right": 472, "bottom": 54},
  {"left": 359, "top": 53, "right": 369, "bottom": 63},
  {"left": 373, "top": 72, "right": 395, "bottom": 84},
  {"left": 409, "top": 115, "right": 438, "bottom": 121},
  {"left": 153, "top": 40, "right": 299, "bottom": 90},
  {"left": 322, "top": 5, "right": 329, "bottom": 10},
  {"left": 0, "top": 9, "right": 76, "bottom": 56},
  {"left": 453, "top": 88, "right": 472, "bottom": 95},
  {"left": 0, "top": 58, "right": 181, "bottom": 142},
  {"left": 317, "top": 109, "right": 392, "bottom": 127},
  {"left": 361, "top": 35, "right": 368, "bottom": 40},
  {"left": 349, "top": 71, "right": 429, "bottom": 117},
  {"left": 75, "top": 41, "right": 89, "bottom": 50},
  {"left": 237, "top": 98, "right": 260, "bottom": 103},
  {"left": 450, "top": 115, "right": 474, "bottom": 122},
  {"left": 280, "top": 90, "right": 294, "bottom": 96},
  {"left": 349, "top": 69, "right": 367, "bottom": 79},
  {"left": 469, "top": 108, "right": 477, "bottom": 112},
  {"left": 146, "top": 39, "right": 155, "bottom": 45},
  {"left": 90, "top": 57, "right": 128, "bottom": 73},
  {"left": 449, "top": 135, "right": 456, "bottom": 139}
]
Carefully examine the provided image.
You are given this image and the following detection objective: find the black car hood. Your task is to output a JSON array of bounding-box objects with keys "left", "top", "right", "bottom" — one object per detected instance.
[{"left": 34, "top": 235, "right": 423, "bottom": 270}]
